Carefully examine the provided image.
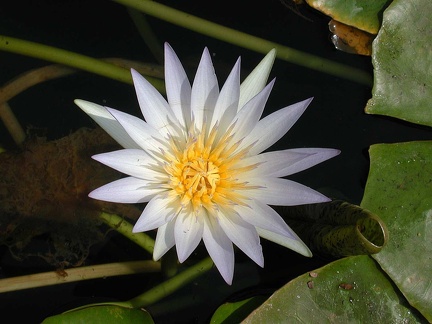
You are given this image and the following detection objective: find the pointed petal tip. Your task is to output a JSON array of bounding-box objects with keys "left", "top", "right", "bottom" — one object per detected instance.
[
  {"left": 164, "top": 42, "right": 175, "bottom": 56},
  {"left": 132, "top": 223, "right": 146, "bottom": 234},
  {"left": 222, "top": 272, "right": 233, "bottom": 285},
  {"left": 74, "top": 98, "right": 100, "bottom": 113},
  {"left": 263, "top": 48, "right": 276, "bottom": 65},
  {"left": 212, "top": 257, "right": 234, "bottom": 285},
  {"left": 130, "top": 67, "right": 140, "bottom": 77},
  {"left": 88, "top": 189, "right": 99, "bottom": 200},
  {"left": 257, "top": 227, "right": 313, "bottom": 257},
  {"left": 74, "top": 98, "right": 84, "bottom": 106}
]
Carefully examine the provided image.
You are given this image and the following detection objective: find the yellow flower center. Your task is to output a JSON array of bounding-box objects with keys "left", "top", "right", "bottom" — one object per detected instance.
[{"left": 164, "top": 124, "right": 257, "bottom": 215}]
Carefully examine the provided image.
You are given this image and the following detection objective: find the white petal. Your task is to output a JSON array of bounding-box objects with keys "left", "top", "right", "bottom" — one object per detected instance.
[
  {"left": 106, "top": 107, "right": 166, "bottom": 154},
  {"left": 164, "top": 43, "right": 191, "bottom": 129},
  {"left": 235, "top": 149, "right": 310, "bottom": 178},
  {"left": 133, "top": 194, "right": 178, "bottom": 232},
  {"left": 92, "top": 149, "right": 165, "bottom": 180},
  {"left": 240, "top": 98, "right": 313, "bottom": 156},
  {"left": 218, "top": 209, "right": 264, "bottom": 267},
  {"left": 175, "top": 209, "right": 204, "bottom": 263},
  {"left": 239, "top": 49, "right": 276, "bottom": 109},
  {"left": 89, "top": 177, "right": 164, "bottom": 203},
  {"left": 247, "top": 177, "right": 331, "bottom": 206},
  {"left": 230, "top": 79, "right": 275, "bottom": 142},
  {"left": 191, "top": 47, "right": 219, "bottom": 130},
  {"left": 153, "top": 219, "right": 176, "bottom": 260},
  {"left": 202, "top": 215, "right": 235, "bottom": 285},
  {"left": 74, "top": 99, "right": 140, "bottom": 149},
  {"left": 131, "top": 69, "right": 181, "bottom": 137},
  {"left": 257, "top": 227, "right": 312, "bottom": 257},
  {"left": 234, "top": 198, "right": 298, "bottom": 239},
  {"left": 210, "top": 57, "right": 240, "bottom": 134},
  {"left": 276, "top": 148, "right": 341, "bottom": 176},
  {"left": 236, "top": 148, "right": 340, "bottom": 178}
]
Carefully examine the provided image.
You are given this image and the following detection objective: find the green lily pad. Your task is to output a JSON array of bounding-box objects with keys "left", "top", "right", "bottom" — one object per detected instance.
[
  {"left": 365, "top": 0, "right": 432, "bottom": 127},
  {"left": 210, "top": 296, "right": 267, "bottom": 324},
  {"left": 42, "top": 305, "right": 154, "bottom": 323},
  {"left": 305, "top": 0, "right": 388, "bottom": 34},
  {"left": 242, "top": 255, "right": 422, "bottom": 323},
  {"left": 361, "top": 141, "right": 432, "bottom": 322}
]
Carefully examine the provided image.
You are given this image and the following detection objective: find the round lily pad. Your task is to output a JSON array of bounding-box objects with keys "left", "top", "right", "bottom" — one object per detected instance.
[
  {"left": 241, "top": 255, "right": 422, "bottom": 323},
  {"left": 361, "top": 141, "right": 432, "bottom": 322},
  {"left": 365, "top": 0, "right": 432, "bottom": 127}
]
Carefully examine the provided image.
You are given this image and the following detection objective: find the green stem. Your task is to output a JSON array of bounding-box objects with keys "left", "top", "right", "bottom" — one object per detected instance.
[
  {"left": 127, "top": 257, "right": 214, "bottom": 308},
  {"left": 99, "top": 212, "right": 155, "bottom": 255},
  {"left": 0, "top": 35, "right": 165, "bottom": 92},
  {"left": 112, "top": 0, "right": 372, "bottom": 86},
  {"left": 63, "top": 257, "right": 214, "bottom": 313}
]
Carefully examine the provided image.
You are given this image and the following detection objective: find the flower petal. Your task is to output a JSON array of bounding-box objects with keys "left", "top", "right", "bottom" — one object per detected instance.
[
  {"left": 153, "top": 219, "right": 176, "bottom": 260},
  {"left": 106, "top": 107, "right": 166, "bottom": 154},
  {"left": 236, "top": 148, "right": 340, "bottom": 178},
  {"left": 275, "top": 148, "right": 341, "bottom": 176},
  {"left": 210, "top": 57, "right": 240, "bottom": 134},
  {"left": 175, "top": 209, "right": 204, "bottom": 263},
  {"left": 247, "top": 177, "right": 331, "bottom": 206},
  {"left": 239, "top": 49, "right": 276, "bottom": 109},
  {"left": 92, "top": 149, "right": 165, "bottom": 180},
  {"left": 133, "top": 194, "right": 177, "bottom": 232},
  {"left": 164, "top": 43, "right": 192, "bottom": 129},
  {"left": 235, "top": 149, "right": 310, "bottom": 178},
  {"left": 202, "top": 215, "right": 235, "bottom": 285},
  {"left": 257, "top": 227, "right": 312, "bottom": 257},
  {"left": 218, "top": 209, "right": 264, "bottom": 267},
  {"left": 234, "top": 198, "right": 298, "bottom": 239},
  {"left": 74, "top": 99, "right": 140, "bottom": 149},
  {"left": 191, "top": 47, "right": 219, "bottom": 130},
  {"left": 240, "top": 98, "right": 313, "bottom": 156},
  {"left": 131, "top": 69, "right": 181, "bottom": 137},
  {"left": 89, "top": 177, "right": 164, "bottom": 203},
  {"left": 231, "top": 79, "right": 275, "bottom": 142}
]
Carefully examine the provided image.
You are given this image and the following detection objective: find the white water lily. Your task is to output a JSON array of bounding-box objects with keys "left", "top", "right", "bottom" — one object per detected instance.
[{"left": 75, "top": 43, "right": 339, "bottom": 285}]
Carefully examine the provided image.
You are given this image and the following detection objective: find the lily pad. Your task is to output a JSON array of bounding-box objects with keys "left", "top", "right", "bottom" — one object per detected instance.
[
  {"left": 305, "top": 0, "right": 389, "bottom": 34},
  {"left": 365, "top": 0, "right": 432, "bottom": 127},
  {"left": 210, "top": 296, "right": 268, "bottom": 324},
  {"left": 242, "top": 255, "right": 422, "bottom": 323},
  {"left": 361, "top": 141, "right": 432, "bottom": 322}
]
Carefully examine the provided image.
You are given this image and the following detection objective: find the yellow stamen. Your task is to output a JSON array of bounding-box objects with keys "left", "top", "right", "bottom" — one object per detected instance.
[{"left": 165, "top": 126, "right": 258, "bottom": 215}]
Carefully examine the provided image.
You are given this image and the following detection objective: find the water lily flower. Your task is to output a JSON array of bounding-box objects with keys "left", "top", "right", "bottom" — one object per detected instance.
[{"left": 75, "top": 43, "right": 340, "bottom": 285}]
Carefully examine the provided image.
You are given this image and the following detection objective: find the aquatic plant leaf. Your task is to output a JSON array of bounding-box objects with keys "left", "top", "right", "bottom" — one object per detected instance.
[
  {"left": 361, "top": 141, "right": 432, "bottom": 321},
  {"left": 42, "top": 305, "right": 154, "bottom": 323},
  {"left": 210, "top": 296, "right": 267, "bottom": 324},
  {"left": 276, "top": 200, "right": 388, "bottom": 258},
  {"left": 305, "top": 0, "right": 389, "bottom": 34},
  {"left": 242, "top": 255, "right": 423, "bottom": 323},
  {"left": 365, "top": 0, "right": 432, "bottom": 127}
]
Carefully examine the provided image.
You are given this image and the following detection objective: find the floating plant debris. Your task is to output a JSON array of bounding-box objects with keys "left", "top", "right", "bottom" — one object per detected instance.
[{"left": 0, "top": 127, "right": 141, "bottom": 268}]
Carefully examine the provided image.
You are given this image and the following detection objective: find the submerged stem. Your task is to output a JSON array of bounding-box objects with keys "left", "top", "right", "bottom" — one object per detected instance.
[
  {"left": 0, "top": 35, "right": 165, "bottom": 92},
  {"left": 112, "top": 0, "right": 372, "bottom": 86},
  {"left": 0, "top": 261, "right": 160, "bottom": 293},
  {"left": 99, "top": 212, "right": 155, "bottom": 255},
  {"left": 127, "top": 257, "right": 214, "bottom": 308}
]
